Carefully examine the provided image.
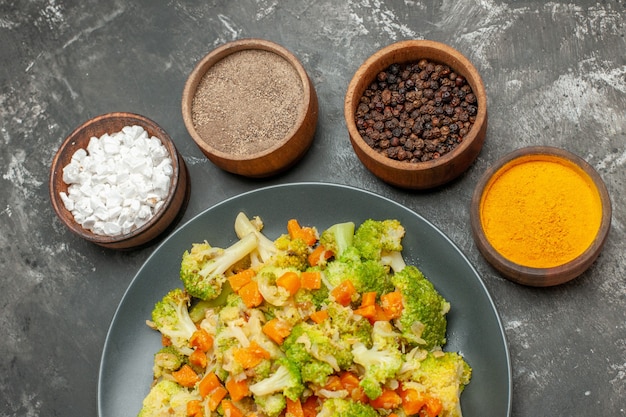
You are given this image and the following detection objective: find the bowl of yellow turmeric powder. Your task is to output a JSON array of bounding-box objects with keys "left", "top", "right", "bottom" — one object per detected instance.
[{"left": 470, "top": 146, "right": 611, "bottom": 286}]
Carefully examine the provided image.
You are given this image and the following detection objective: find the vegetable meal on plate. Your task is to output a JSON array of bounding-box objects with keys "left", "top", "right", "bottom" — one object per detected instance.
[{"left": 139, "top": 213, "right": 472, "bottom": 417}]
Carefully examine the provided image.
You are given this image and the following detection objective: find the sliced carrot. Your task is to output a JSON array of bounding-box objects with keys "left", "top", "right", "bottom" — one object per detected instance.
[
  {"left": 331, "top": 280, "right": 356, "bottom": 306},
  {"left": 300, "top": 271, "right": 322, "bottom": 290},
  {"left": 286, "top": 397, "right": 305, "bottom": 417},
  {"left": 238, "top": 280, "right": 263, "bottom": 308},
  {"left": 309, "top": 309, "right": 329, "bottom": 324},
  {"left": 207, "top": 386, "right": 228, "bottom": 411},
  {"left": 225, "top": 377, "right": 250, "bottom": 402},
  {"left": 369, "top": 304, "right": 390, "bottom": 323},
  {"left": 190, "top": 328, "right": 214, "bottom": 352},
  {"left": 339, "top": 371, "right": 368, "bottom": 403},
  {"left": 262, "top": 317, "right": 293, "bottom": 345},
  {"left": 199, "top": 372, "right": 222, "bottom": 399},
  {"left": 380, "top": 291, "right": 404, "bottom": 320},
  {"left": 228, "top": 269, "right": 255, "bottom": 292},
  {"left": 323, "top": 375, "right": 343, "bottom": 391},
  {"left": 172, "top": 364, "right": 200, "bottom": 388},
  {"left": 302, "top": 396, "right": 320, "bottom": 417},
  {"left": 189, "top": 348, "right": 207, "bottom": 369},
  {"left": 161, "top": 334, "right": 172, "bottom": 346},
  {"left": 399, "top": 388, "right": 426, "bottom": 415},
  {"left": 186, "top": 399, "right": 203, "bottom": 417},
  {"left": 233, "top": 341, "right": 270, "bottom": 369},
  {"left": 360, "top": 291, "right": 377, "bottom": 307},
  {"left": 287, "top": 219, "right": 318, "bottom": 246},
  {"left": 353, "top": 304, "right": 377, "bottom": 319},
  {"left": 276, "top": 271, "right": 301, "bottom": 296},
  {"left": 424, "top": 396, "right": 443, "bottom": 417},
  {"left": 369, "top": 388, "right": 402, "bottom": 410},
  {"left": 308, "top": 245, "right": 333, "bottom": 267},
  {"left": 221, "top": 400, "right": 244, "bottom": 417}
]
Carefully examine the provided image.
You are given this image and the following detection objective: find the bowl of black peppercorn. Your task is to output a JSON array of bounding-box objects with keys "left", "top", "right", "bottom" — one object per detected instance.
[{"left": 344, "top": 40, "right": 487, "bottom": 190}]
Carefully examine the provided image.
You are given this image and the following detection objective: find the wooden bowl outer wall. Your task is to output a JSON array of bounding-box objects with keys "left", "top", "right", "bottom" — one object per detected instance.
[
  {"left": 345, "top": 40, "right": 488, "bottom": 190},
  {"left": 182, "top": 38, "right": 319, "bottom": 178},
  {"left": 49, "top": 112, "right": 190, "bottom": 250},
  {"left": 470, "top": 146, "right": 612, "bottom": 286}
]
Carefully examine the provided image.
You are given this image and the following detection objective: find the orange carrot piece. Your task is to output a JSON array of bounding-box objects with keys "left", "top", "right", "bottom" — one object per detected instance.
[
  {"left": 225, "top": 377, "right": 250, "bottom": 402},
  {"left": 228, "top": 269, "right": 255, "bottom": 292},
  {"left": 238, "top": 280, "right": 263, "bottom": 308},
  {"left": 300, "top": 271, "right": 322, "bottom": 290},
  {"left": 186, "top": 399, "right": 203, "bottom": 417},
  {"left": 353, "top": 304, "right": 377, "bottom": 319},
  {"left": 276, "top": 271, "right": 301, "bottom": 295},
  {"left": 424, "top": 396, "right": 443, "bottom": 417},
  {"left": 221, "top": 400, "right": 244, "bottom": 417},
  {"left": 190, "top": 328, "right": 214, "bottom": 352},
  {"left": 399, "top": 388, "right": 426, "bottom": 415},
  {"left": 302, "top": 396, "right": 320, "bottom": 417},
  {"left": 308, "top": 245, "right": 332, "bottom": 267},
  {"left": 189, "top": 348, "right": 208, "bottom": 369},
  {"left": 207, "top": 386, "right": 228, "bottom": 411},
  {"left": 309, "top": 309, "right": 329, "bottom": 324},
  {"left": 340, "top": 371, "right": 368, "bottom": 403},
  {"left": 233, "top": 341, "right": 270, "bottom": 369},
  {"left": 380, "top": 291, "right": 404, "bottom": 320},
  {"left": 360, "top": 292, "right": 377, "bottom": 307},
  {"left": 262, "top": 318, "right": 293, "bottom": 345},
  {"left": 172, "top": 364, "right": 200, "bottom": 388},
  {"left": 161, "top": 334, "right": 172, "bottom": 346},
  {"left": 287, "top": 219, "right": 318, "bottom": 246},
  {"left": 286, "top": 397, "right": 304, "bottom": 417},
  {"left": 369, "top": 388, "right": 402, "bottom": 410},
  {"left": 369, "top": 304, "right": 390, "bottom": 323},
  {"left": 323, "top": 375, "right": 343, "bottom": 391},
  {"left": 199, "top": 372, "right": 222, "bottom": 399},
  {"left": 331, "top": 280, "right": 356, "bottom": 306}
]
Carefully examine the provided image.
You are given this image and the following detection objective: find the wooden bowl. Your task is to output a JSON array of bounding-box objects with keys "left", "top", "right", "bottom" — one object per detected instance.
[
  {"left": 182, "top": 38, "right": 318, "bottom": 178},
  {"left": 470, "top": 146, "right": 612, "bottom": 286},
  {"left": 49, "top": 112, "right": 190, "bottom": 250},
  {"left": 344, "top": 40, "right": 487, "bottom": 190}
]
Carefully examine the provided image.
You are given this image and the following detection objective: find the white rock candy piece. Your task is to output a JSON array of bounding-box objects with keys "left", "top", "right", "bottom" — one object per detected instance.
[{"left": 59, "top": 125, "right": 173, "bottom": 237}]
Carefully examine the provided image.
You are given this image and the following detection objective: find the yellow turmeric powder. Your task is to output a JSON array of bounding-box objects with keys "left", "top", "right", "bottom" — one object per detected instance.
[{"left": 479, "top": 154, "right": 602, "bottom": 268}]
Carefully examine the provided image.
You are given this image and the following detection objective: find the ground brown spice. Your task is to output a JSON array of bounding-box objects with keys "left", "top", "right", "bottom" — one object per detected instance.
[{"left": 191, "top": 49, "right": 304, "bottom": 156}]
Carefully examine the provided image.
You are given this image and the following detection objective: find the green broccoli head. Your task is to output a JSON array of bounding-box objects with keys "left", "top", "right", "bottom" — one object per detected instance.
[
  {"left": 137, "top": 380, "right": 200, "bottom": 417},
  {"left": 391, "top": 265, "right": 450, "bottom": 350},
  {"left": 316, "top": 397, "right": 379, "bottom": 417},
  {"left": 272, "top": 233, "right": 311, "bottom": 271},
  {"left": 351, "top": 322, "right": 404, "bottom": 400},
  {"left": 399, "top": 351, "right": 472, "bottom": 417},
  {"left": 254, "top": 393, "right": 286, "bottom": 417},
  {"left": 325, "top": 301, "right": 373, "bottom": 347},
  {"left": 180, "top": 233, "right": 258, "bottom": 300},
  {"left": 151, "top": 288, "right": 197, "bottom": 352},
  {"left": 152, "top": 345, "right": 186, "bottom": 378},
  {"left": 248, "top": 358, "right": 304, "bottom": 401},
  {"left": 324, "top": 255, "right": 394, "bottom": 296},
  {"left": 319, "top": 221, "right": 355, "bottom": 259},
  {"left": 353, "top": 219, "right": 405, "bottom": 261}
]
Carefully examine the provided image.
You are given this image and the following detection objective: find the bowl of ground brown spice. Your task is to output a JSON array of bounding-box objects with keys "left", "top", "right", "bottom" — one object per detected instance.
[
  {"left": 344, "top": 40, "right": 487, "bottom": 190},
  {"left": 182, "top": 38, "right": 318, "bottom": 177},
  {"left": 470, "top": 146, "right": 612, "bottom": 286}
]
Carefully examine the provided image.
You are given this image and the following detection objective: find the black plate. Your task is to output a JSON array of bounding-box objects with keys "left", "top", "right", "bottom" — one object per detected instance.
[{"left": 98, "top": 182, "right": 511, "bottom": 417}]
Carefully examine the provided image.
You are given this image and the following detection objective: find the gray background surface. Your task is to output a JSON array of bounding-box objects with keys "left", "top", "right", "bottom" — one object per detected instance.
[{"left": 1, "top": 1, "right": 625, "bottom": 416}]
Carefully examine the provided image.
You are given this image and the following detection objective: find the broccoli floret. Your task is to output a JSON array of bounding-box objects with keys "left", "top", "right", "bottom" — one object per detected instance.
[
  {"left": 324, "top": 301, "right": 373, "bottom": 347},
  {"left": 316, "top": 397, "right": 379, "bottom": 417},
  {"left": 354, "top": 219, "right": 405, "bottom": 258},
  {"left": 293, "top": 271, "right": 330, "bottom": 310},
  {"left": 152, "top": 345, "right": 186, "bottom": 378},
  {"left": 234, "top": 212, "right": 278, "bottom": 265},
  {"left": 150, "top": 289, "right": 197, "bottom": 352},
  {"left": 283, "top": 320, "right": 355, "bottom": 385},
  {"left": 137, "top": 380, "right": 200, "bottom": 417},
  {"left": 248, "top": 358, "right": 304, "bottom": 401},
  {"left": 319, "top": 221, "right": 355, "bottom": 259},
  {"left": 254, "top": 393, "right": 286, "bottom": 417},
  {"left": 391, "top": 265, "right": 450, "bottom": 350},
  {"left": 180, "top": 233, "right": 258, "bottom": 300},
  {"left": 188, "top": 283, "right": 234, "bottom": 322},
  {"left": 272, "top": 233, "right": 311, "bottom": 271},
  {"left": 351, "top": 321, "right": 404, "bottom": 400},
  {"left": 324, "top": 254, "right": 394, "bottom": 296},
  {"left": 399, "top": 351, "right": 472, "bottom": 417}
]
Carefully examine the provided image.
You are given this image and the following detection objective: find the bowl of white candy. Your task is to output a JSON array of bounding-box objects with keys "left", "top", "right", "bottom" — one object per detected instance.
[{"left": 49, "top": 112, "right": 190, "bottom": 250}]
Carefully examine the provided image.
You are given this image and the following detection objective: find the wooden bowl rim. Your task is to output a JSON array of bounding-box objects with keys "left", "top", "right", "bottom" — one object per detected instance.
[
  {"left": 470, "top": 145, "right": 612, "bottom": 286},
  {"left": 182, "top": 38, "right": 314, "bottom": 162},
  {"left": 49, "top": 112, "right": 184, "bottom": 246},
  {"left": 344, "top": 39, "right": 488, "bottom": 172}
]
